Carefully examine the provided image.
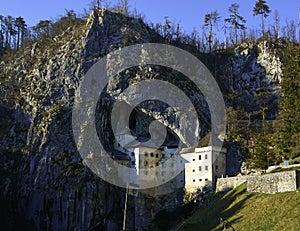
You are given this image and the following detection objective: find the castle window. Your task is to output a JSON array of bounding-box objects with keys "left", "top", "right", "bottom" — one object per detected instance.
[
  {"left": 193, "top": 159, "right": 195, "bottom": 161},
  {"left": 156, "top": 154, "right": 159, "bottom": 158},
  {"left": 216, "top": 165, "right": 219, "bottom": 170},
  {"left": 156, "top": 162, "right": 159, "bottom": 166},
  {"left": 205, "top": 166, "right": 208, "bottom": 171},
  {"left": 193, "top": 179, "right": 195, "bottom": 182},
  {"left": 199, "top": 179, "right": 202, "bottom": 181},
  {"left": 180, "top": 180, "right": 183, "bottom": 183},
  {"left": 192, "top": 169, "right": 195, "bottom": 172},
  {"left": 205, "top": 178, "right": 208, "bottom": 181},
  {"left": 171, "top": 154, "right": 174, "bottom": 157},
  {"left": 131, "top": 152, "right": 134, "bottom": 156},
  {"left": 199, "top": 155, "right": 201, "bottom": 160},
  {"left": 205, "top": 154, "right": 207, "bottom": 159},
  {"left": 150, "top": 153, "right": 154, "bottom": 157},
  {"left": 199, "top": 166, "right": 202, "bottom": 171},
  {"left": 162, "top": 154, "right": 166, "bottom": 158},
  {"left": 145, "top": 152, "right": 148, "bottom": 157},
  {"left": 131, "top": 161, "right": 135, "bottom": 165}
]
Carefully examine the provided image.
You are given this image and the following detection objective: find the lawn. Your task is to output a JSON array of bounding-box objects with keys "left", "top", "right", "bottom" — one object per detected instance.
[{"left": 178, "top": 183, "right": 300, "bottom": 231}]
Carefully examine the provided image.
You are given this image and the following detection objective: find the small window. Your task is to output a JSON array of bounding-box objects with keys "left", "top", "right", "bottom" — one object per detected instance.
[
  {"left": 180, "top": 180, "right": 183, "bottom": 183},
  {"left": 205, "top": 166, "right": 208, "bottom": 171},
  {"left": 193, "top": 179, "right": 195, "bottom": 182},
  {"left": 150, "top": 153, "right": 154, "bottom": 157},
  {"left": 205, "top": 178, "right": 208, "bottom": 181},
  {"left": 199, "top": 155, "right": 201, "bottom": 160},
  {"left": 131, "top": 161, "right": 135, "bottom": 165},
  {"left": 199, "top": 179, "right": 202, "bottom": 181},
  {"left": 155, "top": 162, "right": 159, "bottom": 166},
  {"left": 199, "top": 166, "right": 202, "bottom": 171},
  {"left": 170, "top": 181, "right": 173, "bottom": 184},
  {"left": 171, "top": 154, "right": 174, "bottom": 157},
  {"left": 131, "top": 152, "right": 134, "bottom": 156},
  {"left": 155, "top": 154, "right": 159, "bottom": 158},
  {"left": 145, "top": 152, "right": 148, "bottom": 157},
  {"left": 205, "top": 154, "right": 207, "bottom": 159},
  {"left": 121, "top": 163, "right": 124, "bottom": 165},
  {"left": 216, "top": 165, "right": 219, "bottom": 170},
  {"left": 162, "top": 154, "right": 166, "bottom": 158},
  {"left": 192, "top": 169, "right": 195, "bottom": 172},
  {"left": 193, "top": 159, "right": 195, "bottom": 161},
  {"left": 144, "top": 161, "right": 148, "bottom": 166}
]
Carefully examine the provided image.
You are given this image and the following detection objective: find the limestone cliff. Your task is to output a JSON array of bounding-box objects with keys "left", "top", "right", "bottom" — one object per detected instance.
[{"left": 0, "top": 8, "right": 282, "bottom": 230}]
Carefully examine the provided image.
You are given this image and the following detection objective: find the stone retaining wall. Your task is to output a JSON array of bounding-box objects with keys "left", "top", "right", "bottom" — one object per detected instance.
[
  {"left": 247, "top": 170, "right": 300, "bottom": 194},
  {"left": 216, "top": 175, "right": 251, "bottom": 192},
  {"left": 216, "top": 170, "right": 300, "bottom": 194}
]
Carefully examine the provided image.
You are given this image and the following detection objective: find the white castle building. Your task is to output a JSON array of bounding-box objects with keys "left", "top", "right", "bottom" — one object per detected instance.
[{"left": 113, "top": 129, "right": 227, "bottom": 195}]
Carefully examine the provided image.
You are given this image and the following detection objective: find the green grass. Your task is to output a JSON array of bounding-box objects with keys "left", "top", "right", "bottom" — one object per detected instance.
[
  {"left": 178, "top": 183, "right": 300, "bottom": 231},
  {"left": 268, "top": 166, "right": 300, "bottom": 174}
]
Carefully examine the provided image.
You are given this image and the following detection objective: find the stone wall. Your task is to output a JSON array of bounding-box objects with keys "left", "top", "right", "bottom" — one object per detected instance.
[
  {"left": 247, "top": 171, "right": 300, "bottom": 194},
  {"left": 216, "top": 175, "right": 251, "bottom": 192},
  {"left": 216, "top": 171, "right": 300, "bottom": 194}
]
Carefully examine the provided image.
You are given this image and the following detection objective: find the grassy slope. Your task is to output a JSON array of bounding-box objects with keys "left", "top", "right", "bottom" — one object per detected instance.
[{"left": 179, "top": 183, "right": 300, "bottom": 231}]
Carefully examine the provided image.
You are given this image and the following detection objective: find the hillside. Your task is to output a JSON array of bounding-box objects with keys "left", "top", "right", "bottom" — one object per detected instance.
[
  {"left": 0, "top": 7, "right": 297, "bottom": 230},
  {"left": 178, "top": 183, "right": 300, "bottom": 231}
]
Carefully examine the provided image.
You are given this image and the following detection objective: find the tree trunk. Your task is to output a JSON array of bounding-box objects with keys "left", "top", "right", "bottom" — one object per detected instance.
[{"left": 261, "top": 14, "right": 265, "bottom": 38}]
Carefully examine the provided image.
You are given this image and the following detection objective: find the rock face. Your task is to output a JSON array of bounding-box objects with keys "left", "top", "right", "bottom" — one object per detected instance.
[{"left": 0, "top": 8, "right": 283, "bottom": 230}]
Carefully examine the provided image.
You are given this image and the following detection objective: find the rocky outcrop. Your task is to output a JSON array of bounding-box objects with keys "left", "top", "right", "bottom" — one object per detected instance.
[{"left": 0, "top": 8, "right": 283, "bottom": 230}]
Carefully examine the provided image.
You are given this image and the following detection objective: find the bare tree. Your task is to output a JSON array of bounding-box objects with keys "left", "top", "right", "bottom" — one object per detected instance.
[
  {"left": 284, "top": 20, "right": 297, "bottom": 42},
  {"left": 117, "top": 0, "right": 130, "bottom": 15},
  {"left": 272, "top": 10, "right": 280, "bottom": 39}
]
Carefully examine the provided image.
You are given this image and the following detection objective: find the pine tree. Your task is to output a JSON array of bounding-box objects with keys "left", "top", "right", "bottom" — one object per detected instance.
[
  {"left": 275, "top": 44, "right": 300, "bottom": 159},
  {"left": 225, "top": 3, "right": 246, "bottom": 44},
  {"left": 253, "top": 0, "right": 271, "bottom": 38},
  {"left": 14, "top": 17, "right": 27, "bottom": 48},
  {"left": 203, "top": 11, "right": 220, "bottom": 52}
]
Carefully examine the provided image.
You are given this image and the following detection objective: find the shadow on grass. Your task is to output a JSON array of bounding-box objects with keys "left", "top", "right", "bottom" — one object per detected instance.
[{"left": 180, "top": 184, "right": 252, "bottom": 231}]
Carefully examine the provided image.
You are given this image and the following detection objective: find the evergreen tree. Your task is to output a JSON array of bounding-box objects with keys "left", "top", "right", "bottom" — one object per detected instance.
[
  {"left": 14, "top": 17, "right": 27, "bottom": 48},
  {"left": 225, "top": 3, "right": 246, "bottom": 44},
  {"left": 203, "top": 11, "right": 220, "bottom": 52},
  {"left": 253, "top": 0, "right": 271, "bottom": 38},
  {"left": 275, "top": 44, "right": 300, "bottom": 159}
]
